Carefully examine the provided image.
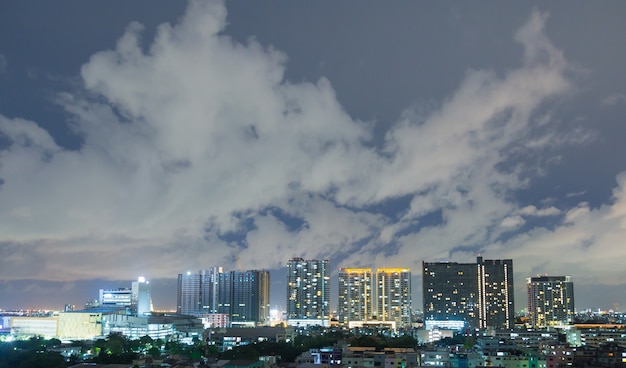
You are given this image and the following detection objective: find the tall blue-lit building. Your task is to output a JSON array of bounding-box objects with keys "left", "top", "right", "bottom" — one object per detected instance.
[
  {"left": 177, "top": 267, "right": 221, "bottom": 315},
  {"left": 218, "top": 270, "right": 271, "bottom": 326},
  {"left": 178, "top": 268, "right": 270, "bottom": 326}
]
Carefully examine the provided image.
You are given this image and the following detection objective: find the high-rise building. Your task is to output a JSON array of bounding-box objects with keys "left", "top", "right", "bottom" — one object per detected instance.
[
  {"left": 132, "top": 277, "right": 152, "bottom": 315},
  {"left": 478, "top": 257, "right": 514, "bottom": 329},
  {"left": 376, "top": 268, "right": 412, "bottom": 328},
  {"left": 217, "top": 271, "right": 232, "bottom": 316},
  {"left": 423, "top": 257, "right": 514, "bottom": 329},
  {"left": 338, "top": 268, "right": 374, "bottom": 325},
  {"left": 256, "top": 270, "right": 271, "bottom": 325},
  {"left": 286, "top": 257, "right": 330, "bottom": 326},
  {"left": 177, "top": 267, "right": 222, "bottom": 315},
  {"left": 527, "top": 276, "right": 575, "bottom": 327},
  {"left": 422, "top": 261, "right": 478, "bottom": 329},
  {"left": 220, "top": 270, "right": 271, "bottom": 326},
  {"left": 178, "top": 267, "right": 269, "bottom": 325}
]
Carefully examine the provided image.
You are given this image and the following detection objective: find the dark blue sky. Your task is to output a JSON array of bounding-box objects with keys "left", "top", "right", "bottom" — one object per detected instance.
[{"left": 1, "top": 1, "right": 625, "bottom": 313}]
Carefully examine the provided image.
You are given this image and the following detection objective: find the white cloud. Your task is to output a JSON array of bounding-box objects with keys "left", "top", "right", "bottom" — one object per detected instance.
[
  {"left": 0, "top": 2, "right": 611, "bottom": 295},
  {"left": 519, "top": 205, "right": 561, "bottom": 217},
  {"left": 490, "top": 173, "right": 626, "bottom": 293},
  {"left": 602, "top": 93, "right": 626, "bottom": 106},
  {"left": 501, "top": 216, "right": 526, "bottom": 229},
  {"left": 564, "top": 202, "right": 590, "bottom": 224}
]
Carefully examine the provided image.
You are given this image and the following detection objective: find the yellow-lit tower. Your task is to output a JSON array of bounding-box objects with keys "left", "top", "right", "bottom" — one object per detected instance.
[
  {"left": 338, "top": 268, "right": 373, "bottom": 325},
  {"left": 376, "top": 268, "right": 412, "bottom": 328}
]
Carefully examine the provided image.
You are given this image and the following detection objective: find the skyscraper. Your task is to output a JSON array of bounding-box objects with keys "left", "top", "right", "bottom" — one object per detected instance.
[
  {"left": 376, "top": 268, "right": 412, "bottom": 328},
  {"left": 286, "top": 257, "right": 330, "bottom": 326},
  {"left": 423, "top": 257, "right": 514, "bottom": 329},
  {"left": 422, "top": 261, "right": 478, "bottom": 329},
  {"left": 527, "top": 275, "right": 575, "bottom": 327},
  {"left": 178, "top": 267, "right": 270, "bottom": 325},
  {"left": 338, "top": 268, "right": 374, "bottom": 325},
  {"left": 478, "top": 257, "right": 514, "bottom": 329},
  {"left": 132, "top": 276, "right": 152, "bottom": 315},
  {"left": 177, "top": 267, "right": 222, "bottom": 315},
  {"left": 222, "top": 270, "right": 271, "bottom": 326}
]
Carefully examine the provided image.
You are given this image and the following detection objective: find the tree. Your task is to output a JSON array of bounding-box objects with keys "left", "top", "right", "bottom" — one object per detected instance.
[
  {"left": 44, "top": 338, "right": 62, "bottom": 348},
  {"left": 388, "top": 335, "right": 417, "bottom": 348},
  {"left": 139, "top": 335, "right": 154, "bottom": 349},
  {"left": 349, "top": 335, "right": 383, "bottom": 349},
  {"left": 148, "top": 346, "right": 161, "bottom": 358},
  {"left": 17, "top": 351, "right": 65, "bottom": 368}
]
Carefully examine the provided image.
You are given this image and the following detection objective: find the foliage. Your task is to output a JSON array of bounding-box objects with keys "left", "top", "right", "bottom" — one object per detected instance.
[
  {"left": 148, "top": 346, "right": 161, "bottom": 358},
  {"left": 387, "top": 335, "right": 417, "bottom": 348},
  {"left": 0, "top": 337, "right": 66, "bottom": 368},
  {"left": 89, "top": 333, "right": 138, "bottom": 364},
  {"left": 349, "top": 334, "right": 386, "bottom": 349},
  {"left": 437, "top": 333, "right": 469, "bottom": 347},
  {"left": 294, "top": 334, "right": 339, "bottom": 350}
]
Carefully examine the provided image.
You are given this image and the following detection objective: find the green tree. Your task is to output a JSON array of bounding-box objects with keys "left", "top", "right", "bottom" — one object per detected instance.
[
  {"left": 148, "top": 346, "right": 161, "bottom": 358},
  {"left": 105, "top": 333, "right": 127, "bottom": 356},
  {"left": 139, "top": 335, "right": 154, "bottom": 350},
  {"left": 349, "top": 335, "right": 384, "bottom": 349},
  {"left": 17, "top": 351, "right": 65, "bottom": 368},
  {"left": 388, "top": 335, "right": 417, "bottom": 348},
  {"left": 44, "top": 338, "right": 62, "bottom": 348},
  {"left": 89, "top": 333, "right": 138, "bottom": 364}
]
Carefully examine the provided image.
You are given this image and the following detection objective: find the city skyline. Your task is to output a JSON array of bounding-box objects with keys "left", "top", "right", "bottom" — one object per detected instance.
[
  {"left": 0, "top": 258, "right": 579, "bottom": 317},
  {"left": 1, "top": 1, "right": 626, "bottom": 312}
]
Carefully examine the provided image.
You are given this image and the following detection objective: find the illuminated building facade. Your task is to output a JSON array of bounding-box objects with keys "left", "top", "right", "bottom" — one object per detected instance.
[
  {"left": 478, "top": 257, "right": 514, "bottom": 329},
  {"left": 177, "top": 267, "right": 222, "bottom": 315},
  {"left": 178, "top": 267, "right": 269, "bottom": 325},
  {"left": 423, "top": 257, "right": 514, "bottom": 329},
  {"left": 99, "top": 288, "right": 132, "bottom": 309},
  {"left": 132, "top": 277, "right": 152, "bottom": 315},
  {"left": 338, "top": 268, "right": 374, "bottom": 324},
  {"left": 99, "top": 277, "right": 152, "bottom": 315},
  {"left": 422, "top": 261, "right": 478, "bottom": 329},
  {"left": 57, "top": 312, "right": 104, "bottom": 340},
  {"left": 219, "top": 270, "right": 271, "bottom": 326},
  {"left": 286, "top": 257, "right": 330, "bottom": 325},
  {"left": 527, "top": 275, "right": 575, "bottom": 327},
  {"left": 376, "top": 268, "right": 412, "bottom": 328}
]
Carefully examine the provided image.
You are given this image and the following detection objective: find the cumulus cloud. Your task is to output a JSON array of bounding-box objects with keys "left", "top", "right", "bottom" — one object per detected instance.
[
  {"left": 0, "top": 1, "right": 614, "bottom": 299},
  {"left": 519, "top": 205, "right": 561, "bottom": 217},
  {"left": 501, "top": 216, "right": 526, "bottom": 229},
  {"left": 491, "top": 173, "right": 626, "bottom": 295}
]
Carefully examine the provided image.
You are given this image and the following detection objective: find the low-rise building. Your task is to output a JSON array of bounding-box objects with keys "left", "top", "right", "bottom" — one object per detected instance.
[
  {"left": 418, "top": 347, "right": 451, "bottom": 367},
  {"left": 579, "top": 328, "right": 626, "bottom": 348},
  {"left": 493, "top": 329, "right": 559, "bottom": 349},
  {"left": 539, "top": 342, "right": 574, "bottom": 368},
  {"left": 103, "top": 313, "right": 203, "bottom": 341},
  {"left": 207, "top": 326, "right": 286, "bottom": 352},
  {"left": 57, "top": 311, "right": 104, "bottom": 340},
  {"left": 10, "top": 316, "right": 59, "bottom": 338}
]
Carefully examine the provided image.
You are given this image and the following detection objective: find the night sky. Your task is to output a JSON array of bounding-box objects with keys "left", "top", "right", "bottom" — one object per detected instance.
[{"left": 1, "top": 1, "right": 625, "bottom": 313}]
